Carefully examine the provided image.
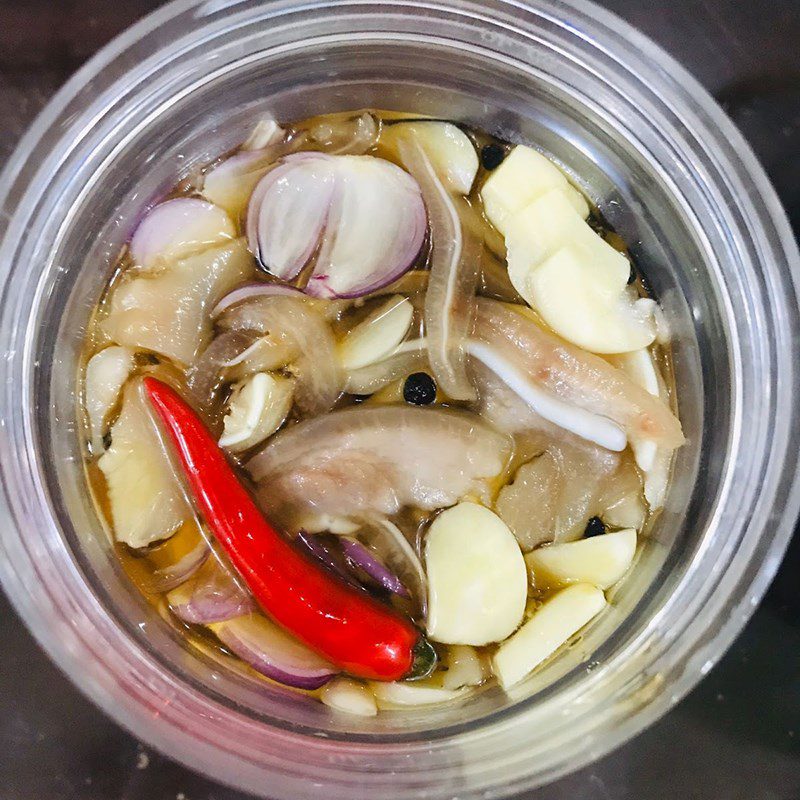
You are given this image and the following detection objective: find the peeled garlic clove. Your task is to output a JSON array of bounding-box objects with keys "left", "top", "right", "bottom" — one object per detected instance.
[
  {"left": 219, "top": 372, "right": 293, "bottom": 453},
  {"left": 609, "top": 348, "right": 659, "bottom": 396},
  {"left": 85, "top": 345, "right": 135, "bottom": 452},
  {"left": 370, "top": 680, "right": 469, "bottom": 708},
  {"left": 525, "top": 529, "right": 636, "bottom": 590},
  {"left": 382, "top": 121, "right": 478, "bottom": 194},
  {"left": 98, "top": 381, "right": 191, "bottom": 548},
  {"left": 441, "top": 645, "right": 485, "bottom": 691},
  {"left": 498, "top": 185, "right": 655, "bottom": 354},
  {"left": 320, "top": 677, "right": 377, "bottom": 717},
  {"left": 425, "top": 502, "right": 527, "bottom": 646},
  {"left": 480, "top": 145, "right": 588, "bottom": 236},
  {"left": 129, "top": 198, "right": 236, "bottom": 271},
  {"left": 492, "top": 583, "right": 606, "bottom": 689},
  {"left": 524, "top": 246, "right": 656, "bottom": 354},
  {"left": 337, "top": 295, "right": 414, "bottom": 370}
]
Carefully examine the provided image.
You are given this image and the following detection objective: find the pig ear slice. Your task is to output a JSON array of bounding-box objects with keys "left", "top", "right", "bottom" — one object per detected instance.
[
  {"left": 246, "top": 405, "right": 512, "bottom": 520},
  {"left": 471, "top": 299, "right": 684, "bottom": 451}
]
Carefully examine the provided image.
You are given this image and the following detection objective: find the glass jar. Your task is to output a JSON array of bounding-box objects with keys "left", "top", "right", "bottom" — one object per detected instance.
[{"left": 0, "top": 1, "right": 798, "bottom": 797}]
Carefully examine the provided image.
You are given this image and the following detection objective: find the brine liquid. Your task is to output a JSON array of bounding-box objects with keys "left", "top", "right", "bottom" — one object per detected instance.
[{"left": 81, "top": 109, "right": 678, "bottom": 706}]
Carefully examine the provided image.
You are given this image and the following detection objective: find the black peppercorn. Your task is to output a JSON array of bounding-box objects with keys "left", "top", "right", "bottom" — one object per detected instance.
[
  {"left": 584, "top": 516, "right": 606, "bottom": 538},
  {"left": 403, "top": 372, "right": 437, "bottom": 405},
  {"left": 481, "top": 143, "right": 506, "bottom": 171}
]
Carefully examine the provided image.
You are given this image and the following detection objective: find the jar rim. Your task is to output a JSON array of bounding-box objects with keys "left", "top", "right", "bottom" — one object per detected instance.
[{"left": 1, "top": 2, "right": 798, "bottom": 798}]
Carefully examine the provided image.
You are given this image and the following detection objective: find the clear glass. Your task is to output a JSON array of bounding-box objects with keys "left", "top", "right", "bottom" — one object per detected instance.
[{"left": 0, "top": 1, "right": 798, "bottom": 797}]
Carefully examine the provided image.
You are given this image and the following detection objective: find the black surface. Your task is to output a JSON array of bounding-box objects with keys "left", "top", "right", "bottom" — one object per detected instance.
[{"left": 1, "top": 1, "right": 799, "bottom": 798}]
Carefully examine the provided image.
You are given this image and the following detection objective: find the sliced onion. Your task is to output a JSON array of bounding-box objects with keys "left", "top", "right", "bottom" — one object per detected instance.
[
  {"left": 202, "top": 128, "right": 305, "bottom": 220},
  {"left": 148, "top": 538, "right": 210, "bottom": 594},
  {"left": 398, "top": 138, "right": 479, "bottom": 400},
  {"left": 246, "top": 155, "right": 336, "bottom": 280},
  {"left": 344, "top": 338, "right": 428, "bottom": 395},
  {"left": 247, "top": 153, "right": 426, "bottom": 298},
  {"left": 295, "top": 531, "right": 362, "bottom": 589},
  {"left": 211, "top": 281, "right": 304, "bottom": 318},
  {"left": 129, "top": 198, "right": 235, "bottom": 271},
  {"left": 167, "top": 558, "right": 254, "bottom": 624},
  {"left": 341, "top": 537, "right": 410, "bottom": 597},
  {"left": 365, "top": 518, "right": 427, "bottom": 613},
  {"left": 187, "top": 330, "right": 256, "bottom": 406},
  {"left": 211, "top": 614, "right": 337, "bottom": 690},
  {"left": 221, "top": 295, "right": 341, "bottom": 415}
]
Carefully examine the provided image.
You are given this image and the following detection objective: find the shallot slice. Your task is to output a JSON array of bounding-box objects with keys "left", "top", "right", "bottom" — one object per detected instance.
[
  {"left": 202, "top": 125, "right": 304, "bottom": 220},
  {"left": 341, "top": 538, "right": 410, "bottom": 598},
  {"left": 211, "top": 282, "right": 304, "bottom": 318},
  {"left": 167, "top": 557, "right": 254, "bottom": 624},
  {"left": 149, "top": 538, "right": 210, "bottom": 594},
  {"left": 210, "top": 614, "right": 337, "bottom": 690},
  {"left": 130, "top": 198, "right": 235, "bottom": 271},
  {"left": 247, "top": 153, "right": 426, "bottom": 298}
]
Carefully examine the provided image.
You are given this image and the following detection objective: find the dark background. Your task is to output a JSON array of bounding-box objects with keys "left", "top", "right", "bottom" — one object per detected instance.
[{"left": 1, "top": 1, "right": 799, "bottom": 798}]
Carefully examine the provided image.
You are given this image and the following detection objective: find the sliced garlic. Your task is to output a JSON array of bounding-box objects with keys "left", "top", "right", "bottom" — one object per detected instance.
[
  {"left": 85, "top": 345, "right": 135, "bottom": 453},
  {"left": 219, "top": 372, "right": 293, "bottom": 453},
  {"left": 480, "top": 145, "right": 588, "bottom": 236},
  {"left": 492, "top": 583, "right": 606, "bottom": 689},
  {"left": 610, "top": 348, "right": 659, "bottom": 396},
  {"left": 524, "top": 245, "right": 656, "bottom": 354},
  {"left": 370, "top": 680, "right": 469, "bottom": 708},
  {"left": 425, "top": 502, "right": 527, "bottom": 646},
  {"left": 441, "top": 645, "right": 485, "bottom": 691},
  {"left": 98, "top": 381, "right": 191, "bottom": 548},
  {"left": 525, "top": 529, "right": 636, "bottom": 590},
  {"left": 381, "top": 121, "right": 478, "bottom": 194},
  {"left": 499, "top": 186, "right": 655, "bottom": 354},
  {"left": 337, "top": 295, "right": 414, "bottom": 370},
  {"left": 320, "top": 677, "right": 377, "bottom": 717}
]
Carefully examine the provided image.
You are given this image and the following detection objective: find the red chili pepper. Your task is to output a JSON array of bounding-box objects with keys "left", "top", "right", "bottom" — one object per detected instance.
[{"left": 144, "top": 377, "right": 432, "bottom": 682}]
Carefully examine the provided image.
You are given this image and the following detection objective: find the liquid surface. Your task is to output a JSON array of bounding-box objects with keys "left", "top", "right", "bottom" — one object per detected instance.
[{"left": 80, "top": 109, "right": 683, "bottom": 715}]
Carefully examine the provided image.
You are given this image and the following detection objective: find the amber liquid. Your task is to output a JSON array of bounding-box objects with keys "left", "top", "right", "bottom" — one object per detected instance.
[{"left": 80, "top": 109, "right": 677, "bottom": 698}]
